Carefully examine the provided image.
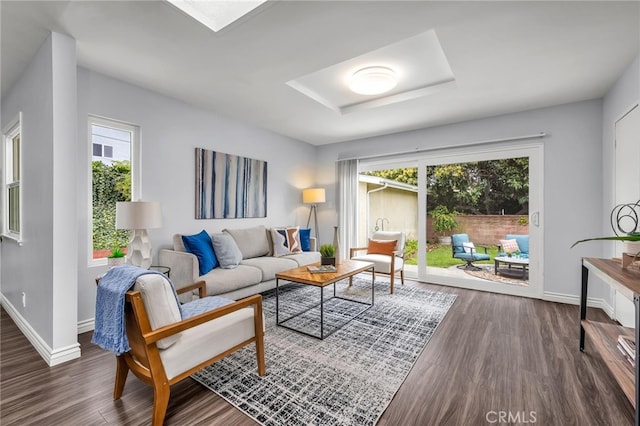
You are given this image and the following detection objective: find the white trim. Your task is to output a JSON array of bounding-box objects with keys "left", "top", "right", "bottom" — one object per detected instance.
[
  {"left": 87, "top": 115, "right": 140, "bottom": 266},
  {"left": 2, "top": 112, "right": 23, "bottom": 244},
  {"left": 77, "top": 318, "right": 95, "bottom": 334},
  {"left": 1, "top": 293, "right": 81, "bottom": 366},
  {"left": 543, "top": 291, "right": 615, "bottom": 319}
]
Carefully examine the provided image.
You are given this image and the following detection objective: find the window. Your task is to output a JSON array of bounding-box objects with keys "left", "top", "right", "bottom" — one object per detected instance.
[
  {"left": 3, "top": 113, "right": 22, "bottom": 242},
  {"left": 89, "top": 116, "right": 139, "bottom": 261}
]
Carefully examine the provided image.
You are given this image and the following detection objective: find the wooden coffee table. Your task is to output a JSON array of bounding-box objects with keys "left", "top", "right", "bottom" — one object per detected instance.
[{"left": 275, "top": 259, "right": 374, "bottom": 339}]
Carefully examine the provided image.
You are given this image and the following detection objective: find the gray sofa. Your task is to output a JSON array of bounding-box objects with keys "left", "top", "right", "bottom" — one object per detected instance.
[{"left": 158, "top": 225, "right": 319, "bottom": 300}]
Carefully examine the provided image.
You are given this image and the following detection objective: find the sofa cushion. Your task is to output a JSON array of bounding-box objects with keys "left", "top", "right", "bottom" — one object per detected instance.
[
  {"left": 181, "top": 230, "right": 218, "bottom": 275},
  {"left": 173, "top": 234, "right": 186, "bottom": 252},
  {"left": 133, "top": 274, "right": 182, "bottom": 349},
  {"left": 283, "top": 251, "right": 321, "bottom": 267},
  {"left": 211, "top": 233, "right": 243, "bottom": 269},
  {"left": 223, "top": 225, "right": 270, "bottom": 259},
  {"left": 299, "top": 228, "right": 312, "bottom": 252},
  {"left": 200, "top": 265, "right": 262, "bottom": 296},
  {"left": 270, "top": 226, "right": 302, "bottom": 256},
  {"left": 241, "top": 256, "right": 298, "bottom": 281}
]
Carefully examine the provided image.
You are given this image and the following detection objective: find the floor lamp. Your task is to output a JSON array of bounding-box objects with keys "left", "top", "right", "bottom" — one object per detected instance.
[
  {"left": 116, "top": 201, "right": 163, "bottom": 269},
  {"left": 302, "top": 188, "right": 326, "bottom": 242}
]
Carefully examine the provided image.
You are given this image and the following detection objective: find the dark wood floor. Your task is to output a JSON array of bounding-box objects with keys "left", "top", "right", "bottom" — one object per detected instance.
[{"left": 1, "top": 279, "right": 634, "bottom": 425}]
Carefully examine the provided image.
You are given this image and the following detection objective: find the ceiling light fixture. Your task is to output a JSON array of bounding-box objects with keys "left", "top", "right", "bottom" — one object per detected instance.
[{"left": 349, "top": 66, "right": 398, "bottom": 96}]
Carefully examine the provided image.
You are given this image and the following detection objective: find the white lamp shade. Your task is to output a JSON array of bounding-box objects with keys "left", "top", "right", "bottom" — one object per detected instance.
[
  {"left": 116, "top": 201, "right": 162, "bottom": 230},
  {"left": 302, "top": 188, "right": 326, "bottom": 204}
]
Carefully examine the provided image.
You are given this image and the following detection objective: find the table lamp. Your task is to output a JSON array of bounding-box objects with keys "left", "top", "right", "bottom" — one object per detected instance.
[
  {"left": 302, "top": 188, "right": 325, "bottom": 241},
  {"left": 116, "top": 201, "right": 162, "bottom": 269}
]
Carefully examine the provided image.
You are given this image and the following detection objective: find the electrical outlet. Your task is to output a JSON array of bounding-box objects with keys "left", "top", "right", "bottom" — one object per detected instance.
[{"left": 21, "top": 292, "right": 26, "bottom": 308}]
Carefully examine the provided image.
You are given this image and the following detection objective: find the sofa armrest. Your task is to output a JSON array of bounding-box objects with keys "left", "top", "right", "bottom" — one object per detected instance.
[{"left": 158, "top": 249, "right": 199, "bottom": 290}]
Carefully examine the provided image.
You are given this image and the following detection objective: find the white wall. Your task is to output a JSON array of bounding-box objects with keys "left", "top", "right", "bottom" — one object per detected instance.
[
  {"left": 76, "top": 68, "right": 318, "bottom": 324},
  {"left": 316, "top": 100, "right": 607, "bottom": 300},
  {"left": 602, "top": 54, "right": 640, "bottom": 250},
  {"left": 1, "top": 33, "right": 80, "bottom": 364}
]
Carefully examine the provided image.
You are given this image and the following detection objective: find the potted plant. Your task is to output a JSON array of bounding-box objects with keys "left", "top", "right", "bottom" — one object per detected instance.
[
  {"left": 107, "top": 247, "right": 126, "bottom": 268},
  {"left": 431, "top": 205, "right": 458, "bottom": 245},
  {"left": 319, "top": 244, "right": 336, "bottom": 266},
  {"left": 572, "top": 201, "right": 640, "bottom": 268}
]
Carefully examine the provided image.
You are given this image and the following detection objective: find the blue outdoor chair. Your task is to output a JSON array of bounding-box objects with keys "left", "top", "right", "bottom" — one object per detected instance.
[{"left": 451, "top": 233, "right": 490, "bottom": 270}]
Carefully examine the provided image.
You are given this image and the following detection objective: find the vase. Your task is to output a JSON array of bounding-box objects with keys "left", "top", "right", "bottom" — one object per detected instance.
[{"left": 333, "top": 226, "right": 341, "bottom": 264}]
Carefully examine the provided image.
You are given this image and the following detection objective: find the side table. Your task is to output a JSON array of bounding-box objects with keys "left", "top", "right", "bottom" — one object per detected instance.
[{"left": 149, "top": 265, "right": 171, "bottom": 278}]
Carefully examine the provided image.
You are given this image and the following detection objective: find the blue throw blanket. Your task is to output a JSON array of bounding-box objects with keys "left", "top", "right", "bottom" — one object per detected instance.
[
  {"left": 92, "top": 265, "right": 168, "bottom": 355},
  {"left": 181, "top": 296, "right": 233, "bottom": 319}
]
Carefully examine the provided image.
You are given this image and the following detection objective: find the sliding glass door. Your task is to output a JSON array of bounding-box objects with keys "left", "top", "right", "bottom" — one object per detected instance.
[{"left": 359, "top": 143, "right": 543, "bottom": 299}]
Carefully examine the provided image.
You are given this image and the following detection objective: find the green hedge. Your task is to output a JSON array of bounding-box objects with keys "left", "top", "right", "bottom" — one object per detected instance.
[{"left": 92, "top": 160, "right": 131, "bottom": 251}]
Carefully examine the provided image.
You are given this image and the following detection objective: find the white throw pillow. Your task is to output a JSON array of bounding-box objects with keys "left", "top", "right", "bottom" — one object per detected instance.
[{"left": 462, "top": 242, "right": 475, "bottom": 254}]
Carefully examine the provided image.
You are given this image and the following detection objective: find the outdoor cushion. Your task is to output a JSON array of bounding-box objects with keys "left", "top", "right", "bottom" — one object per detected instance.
[
  {"left": 223, "top": 225, "right": 270, "bottom": 259},
  {"left": 451, "top": 234, "right": 470, "bottom": 254},
  {"left": 506, "top": 234, "right": 529, "bottom": 254},
  {"left": 499, "top": 239, "right": 519, "bottom": 254},
  {"left": 455, "top": 252, "right": 490, "bottom": 261},
  {"left": 462, "top": 242, "right": 475, "bottom": 254}
]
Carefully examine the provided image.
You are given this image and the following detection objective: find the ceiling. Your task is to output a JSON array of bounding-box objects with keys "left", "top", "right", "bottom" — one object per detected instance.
[{"left": 2, "top": 1, "right": 639, "bottom": 145}]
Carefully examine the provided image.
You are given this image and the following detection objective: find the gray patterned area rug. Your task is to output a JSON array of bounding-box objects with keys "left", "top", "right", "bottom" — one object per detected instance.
[{"left": 191, "top": 276, "right": 456, "bottom": 426}]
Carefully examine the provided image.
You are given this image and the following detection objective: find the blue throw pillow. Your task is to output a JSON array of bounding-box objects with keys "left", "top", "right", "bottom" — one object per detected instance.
[
  {"left": 299, "top": 228, "right": 312, "bottom": 252},
  {"left": 182, "top": 230, "right": 218, "bottom": 275}
]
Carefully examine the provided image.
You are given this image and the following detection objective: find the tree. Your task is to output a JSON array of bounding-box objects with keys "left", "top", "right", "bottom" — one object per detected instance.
[{"left": 365, "top": 158, "right": 529, "bottom": 215}]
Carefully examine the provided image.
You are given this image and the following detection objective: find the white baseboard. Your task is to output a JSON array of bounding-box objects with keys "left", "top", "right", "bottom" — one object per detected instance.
[
  {"left": 1, "top": 293, "right": 81, "bottom": 366},
  {"left": 77, "top": 318, "right": 95, "bottom": 334},
  {"left": 543, "top": 291, "right": 615, "bottom": 319}
]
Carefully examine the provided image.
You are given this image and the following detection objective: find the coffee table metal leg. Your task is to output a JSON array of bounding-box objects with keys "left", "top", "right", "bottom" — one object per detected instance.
[
  {"left": 371, "top": 267, "right": 375, "bottom": 304},
  {"left": 320, "top": 286, "right": 324, "bottom": 339},
  {"left": 276, "top": 278, "right": 280, "bottom": 325}
]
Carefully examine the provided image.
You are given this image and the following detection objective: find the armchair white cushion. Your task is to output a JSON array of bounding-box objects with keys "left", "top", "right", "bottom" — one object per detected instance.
[
  {"left": 115, "top": 274, "right": 265, "bottom": 426},
  {"left": 350, "top": 231, "right": 406, "bottom": 294}
]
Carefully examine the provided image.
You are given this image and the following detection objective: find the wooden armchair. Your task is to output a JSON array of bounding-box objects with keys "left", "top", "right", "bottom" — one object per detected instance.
[
  {"left": 115, "top": 274, "right": 265, "bottom": 425},
  {"left": 349, "top": 231, "right": 406, "bottom": 294}
]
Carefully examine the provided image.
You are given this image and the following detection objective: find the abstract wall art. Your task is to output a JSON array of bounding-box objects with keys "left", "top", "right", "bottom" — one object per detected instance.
[{"left": 195, "top": 148, "right": 267, "bottom": 219}]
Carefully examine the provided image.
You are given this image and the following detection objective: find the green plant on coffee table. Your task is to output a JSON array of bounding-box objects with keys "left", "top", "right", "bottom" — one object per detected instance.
[
  {"left": 108, "top": 247, "right": 126, "bottom": 259},
  {"left": 319, "top": 244, "right": 336, "bottom": 258}
]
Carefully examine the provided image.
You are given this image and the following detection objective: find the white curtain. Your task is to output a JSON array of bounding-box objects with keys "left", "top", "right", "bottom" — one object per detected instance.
[{"left": 337, "top": 159, "right": 359, "bottom": 261}]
